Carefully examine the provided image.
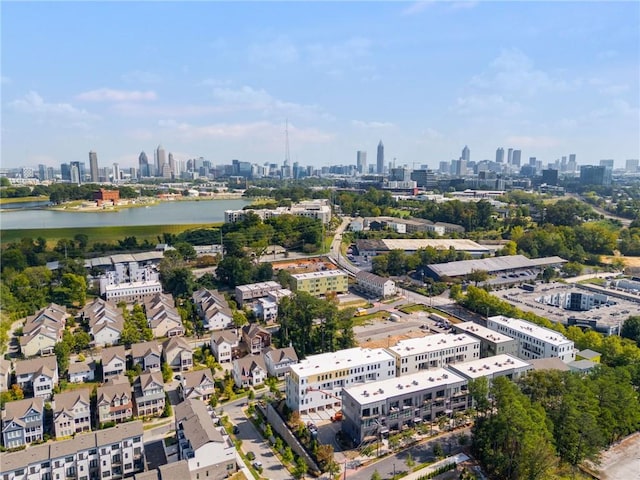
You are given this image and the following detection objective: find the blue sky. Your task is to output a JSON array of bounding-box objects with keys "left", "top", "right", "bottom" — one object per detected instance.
[{"left": 2, "top": 1, "right": 639, "bottom": 170}]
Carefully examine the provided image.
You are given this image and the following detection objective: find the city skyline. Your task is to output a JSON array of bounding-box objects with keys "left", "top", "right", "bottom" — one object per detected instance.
[{"left": 2, "top": 1, "right": 639, "bottom": 169}]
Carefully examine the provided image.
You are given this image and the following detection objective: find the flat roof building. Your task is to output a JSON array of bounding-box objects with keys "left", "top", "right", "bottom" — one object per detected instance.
[
  {"left": 452, "top": 322, "right": 518, "bottom": 358},
  {"left": 356, "top": 239, "right": 492, "bottom": 259},
  {"left": 387, "top": 334, "right": 481, "bottom": 376},
  {"left": 341, "top": 368, "right": 469, "bottom": 445},
  {"left": 290, "top": 270, "right": 349, "bottom": 297},
  {"left": 486, "top": 315, "right": 575, "bottom": 363},
  {"left": 447, "top": 354, "right": 532, "bottom": 382},
  {"left": 235, "top": 281, "right": 282, "bottom": 306},
  {"left": 286, "top": 347, "right": 396, "bottom": 414},
  {"left": 425, "top": 255, "right": 567, "bottom": 280}
]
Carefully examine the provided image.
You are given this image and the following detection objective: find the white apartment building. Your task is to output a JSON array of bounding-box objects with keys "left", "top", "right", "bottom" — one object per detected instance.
[
  {"left": 486, "top": 315, "right": 575, "bottom": 363},
  {"left": 447, "top": 354, "right": 532, "bottom": 383},
  {"left": 224, "top": 199, "right": 332, "bottom": 225},
  {"left": 355, "top": 271, "right": 397, "bottom": 298},
  {"left": 235, "top": 281, "right": 282, "bottom": 306},
  {"left": 102, "top": 280, "right": 163, "bottom": 303},
  {"left": 452, "top": 322, "right": 518, "bottom": 358},
  {"left": 387, "top": 334, "right": 481, "bottom": 376},
  {"left": 0, "top": 421, "right": 145, "bottom": 480},
  {"left": 286, "top": 347, "right": 396, "bottom": 415}
]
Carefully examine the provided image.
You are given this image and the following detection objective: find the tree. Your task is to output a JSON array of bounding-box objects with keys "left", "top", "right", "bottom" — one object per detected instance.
[
  {"left": 371, "top": 470, "right": 382, "bottom": 480},
  {"left": 161, "top": 393, "right": 173, "bottom": 418},
  {"left": 467, "top": 269, "right": 488, "bottom": 286},
  {"left": 562, "top": 262, "right": 583, "bottom": 277},
  {"left": 264, "top": 424, "right": 273, "bottom": 439},
  {"left": 174, "top": 242, "right": 197, "bottom": 261},
  {"left": 10, "top": 384, "right": 24, "bottom": 400},
  {"left": 52, "top": 273, "right": 86, "bottom": 307},
  {"left": 468, "top": 377, "right": 490, "bottom": 416},
  {"left": 274, "top": 437, "right": 284, "bottom": 452},
  {"left": 293, "top": 457, "right": 308, "bottom": 479},
  {"left": 405, "top": 452, "right": 415, "bottom": 468},
  {"left": 282, "top": 446, "right": 294, "bottom": 463},
  {"left": 621, "top": 316, "right": 640, "bottom": 347},
  {"left": 432, "top": 442, "right": 444, "bottom": 458},
  {"left": 54, "top": 340, "right": 71, "bottom": 374},
  {"left": 161, "top": 362, "right": 173, "bottom": 383}
]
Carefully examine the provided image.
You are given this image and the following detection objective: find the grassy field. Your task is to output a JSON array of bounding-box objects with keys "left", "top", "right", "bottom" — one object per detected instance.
[
  {"left": 1, "top": 223, "right": 221, "bottom": 246},
  {"left": 0, "top": 195, "right": 49, "bottom": 205}
]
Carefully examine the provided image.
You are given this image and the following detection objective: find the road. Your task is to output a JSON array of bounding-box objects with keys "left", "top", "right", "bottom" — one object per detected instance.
[
  {"left": 347, "top": 430, "right": 468, "bottom": 480},
  {"left": 567, "top": 193, "right": 632, "bottom": 227}
]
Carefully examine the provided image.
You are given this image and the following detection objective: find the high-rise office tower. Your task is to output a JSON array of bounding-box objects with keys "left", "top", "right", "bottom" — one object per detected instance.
[
  {"left": 138, "top": 151, "right": 149, "bottom": 178},
  {"left": 507, "top": 148, "right": 513, "bottom": 165},
  {"left": 38, "top": 164, "right": 49, "bottom": 181},
  {"left": 625, "top": 159, "right": 639, "bottom": 173},
  {"left": 112, "top": 163, "right": 120, "bottom": 183},
  {"left": 529, "top": 157, "right": 537, "bottom": 167},
  {"left": 70, "top": 161, "right": 83, "bottom": 184},
  {"left": 600, "top": 159, "right": 614, "bottom": 169},
  {"left": 89, "top": 151, "right": 99, "bottom": 182},
  {"left": 60, "top": 163, "right": 71, "bottom": 181},
  {"left": 156, "top": 145, "right": 166, "bottom": 176},
  {"left": 168, "top": 153, "right": 175, "bottom": 178},
  {"left": 357, "top": 151, "right": 367, "bottom": 174},
  {"left": 461, "top": 145, "right": 470, "bottom": 162},
  {"left": 496, "top": 147, "right": 504, "bottom": 163},
  {"left": 376, "top": 140, "right": 384, "bottom": 174},
  {"left": 512, "top": 150, "right": 521, "bottom": 167}
]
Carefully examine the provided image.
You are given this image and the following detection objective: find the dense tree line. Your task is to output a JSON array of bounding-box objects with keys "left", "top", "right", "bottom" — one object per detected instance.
[
  {"left": 337, "top": 188, "right": 397, "bottom": 217},
  {"left": 275, "top": 292, "right": 356, "bottom": 358},
  {"left": 414, "top": 199, "right": 496, "bottom": 231},
  {"left": 472, "top": 366, "right": 640, "bottom": 480}
]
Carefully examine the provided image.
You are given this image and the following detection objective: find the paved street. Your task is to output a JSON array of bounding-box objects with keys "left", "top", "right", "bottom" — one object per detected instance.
[
  {"left": 347, "top": 430, "right": 469, "bottom": 480},
  {"left": 224, "top": 400, "right": 291, "bottom": 480}
]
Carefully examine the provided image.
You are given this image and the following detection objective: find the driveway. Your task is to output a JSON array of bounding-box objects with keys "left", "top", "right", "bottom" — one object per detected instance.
[{"left": 225, "top": 400, "right": 290, "bottom": 480}]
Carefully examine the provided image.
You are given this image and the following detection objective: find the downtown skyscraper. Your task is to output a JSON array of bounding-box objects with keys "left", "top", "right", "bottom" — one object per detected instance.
[
  {"left": 496, "top": 147, "right": 504, "bottom": 163},
  {"left": 89, "top": 150, "right": 99, "bottom": 182},
  {"left": 138, "top": 151, "right": 150, "bottom": 178},
  {"left": 357, "top": 151, "right": 367, "bottom": 174},
  {"left": 376, "top": 140, "right": 384, "bottom": 174},
  {"left": 155, "top": 145, "right": 166, "bottom": 176}
]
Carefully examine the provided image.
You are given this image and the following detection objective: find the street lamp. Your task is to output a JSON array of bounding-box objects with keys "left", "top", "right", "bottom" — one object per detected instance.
[{"left": 393, "top": 463, "right": 396, "bottom": 479}]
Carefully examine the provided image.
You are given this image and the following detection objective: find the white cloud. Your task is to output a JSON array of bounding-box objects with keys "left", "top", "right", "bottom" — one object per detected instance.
[
  {"left": 249, "top": 36, "right": 299, "bottom": 66},
  {"left": 76, "top": 88, "right": 157, "bottom": 102},
  {"left": 121, "top": 70, "right": 162, "bottom": 84},
  {"left": 470, "top": 48, "right": 569, "bottom": 96},
  {"left": 599, "top": 84, "right": 629, "bottom": 96},
  {"left": 306, "top": 37, "right": 372, "bottom": 73},
  {"left": 453, "top": 94, "right": 523, "bottom": 116},
  {"left": 10, "top": 91, "right": 98, "bottom": 122},
  {"left": 351, "top": 120, "right": 395, "bottom": 128},
  {"left": 401, "top": 1, "right": 434, "bottom": 16},
  {"left": 110, "top": 102, "right": 225, "bottom": 117}
]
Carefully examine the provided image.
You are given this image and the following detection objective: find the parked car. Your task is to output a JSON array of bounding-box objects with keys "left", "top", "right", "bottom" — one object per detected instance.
[
  {"left": 252, "top": 461, "right": 263, "bottom": 470},
  {"left": 233, "top": 426, "right": 240, "bottom": 434}
]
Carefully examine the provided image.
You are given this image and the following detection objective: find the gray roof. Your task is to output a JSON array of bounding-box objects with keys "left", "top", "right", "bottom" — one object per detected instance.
[
  {"left": 15, "top": 356, "right": 57, "bottom": 378},
  {"left": 528, "top": 357, "right": 571, "bottom": 372},
  {"left": 101, "top": 345, "right": 126, "bottom": 365},
  {"left": 163, "top": 336, "right": 191, "bottom": 354},
  {"left": 577, "top": 349, "right": 601, "bottom": 360},
  {"left": 68, "top": 360, "right": 95, "bottom": 375},
  {"left": 137, "top": 370, "right": 164, "bottom": 391},
  {"left": 53, "top": 388, "right": 92, "bottom": 413},
  {"left": 234, "top": 355, "right": 267, "bottom": 377},
  {"left": 212, "top": 330, "right": 239, "bottom": 345},
  {"left": 95, "top": 420, "right": 143, "bottom": 445},
  {"left": 569, "top": 359, "right": 597, "bottom": 371},
  {"left": 427, "top": 255, "right": 567, "bottom": 278},
  {"left": 265, "top": 347, "right": 298, "bottom": 364},
  {"left": 182, "top": 369, "right": 214, "bottom": 389},
  {"left": 158, "top": 460, "right": 191, "bottom": 479},
  {"left": 131, "top": 340, "right": 161, "bottom": 359},
  {"left": 175, "top": 399, "right": 224, "bottom": 450}
]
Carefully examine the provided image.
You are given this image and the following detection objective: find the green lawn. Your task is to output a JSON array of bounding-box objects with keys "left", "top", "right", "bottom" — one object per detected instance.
[
  {"left": 1, "top": 223, "right": 221, "bottom": 246},
  {"left": 0, "top": 195, "right": 49, "bottom": 205}
]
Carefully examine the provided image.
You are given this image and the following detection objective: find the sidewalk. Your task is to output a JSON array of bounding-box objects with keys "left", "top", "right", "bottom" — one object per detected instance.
[{"left": 402, "top": 453, "right": 469, "bottom": 480}]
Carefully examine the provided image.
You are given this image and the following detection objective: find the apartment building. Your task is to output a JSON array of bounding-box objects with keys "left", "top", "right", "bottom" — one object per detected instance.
[
  {"left": 290, "top": 270, "right": 349, "bottom": 297},
  {"left": 387, "top": 334, "right": 481, "bottom": 376},
  {"left": 1, "top": 398, "right": 44, "bottom": 448},
  {"left": 224, "top": 199, "right": 331, "bottom": 225},
  {"left": 452, "top": 322, "right": 518, "bottom": 358},
  {"left": 447, "top": 354, "right": 532, "bottom": 383},
  {"left": 286, "top": 347, "right": 396, "bottom": 415},
  {"left": 175, "top": 399, "right": 237, "bottom": 480},
  {"left": 53, "top": 389, "right": 92, "bottom": 438},
  {"left": 235, "top": 281, "right": 282, "bottom": 306},
  {"left": 341, "top": 368, "right": 469, "bottom": 445},
  {"left": 486, "top": 315, "right": 575, "bottom": 363},
  {"left": 355, "top": 271, "right": 397, "bottom": 298},
  {"left": 0, "top": 421, "right": 145, "bottom": 480},
  {"left": 14, "top": 356, "right": 59, "bottom": 400}
]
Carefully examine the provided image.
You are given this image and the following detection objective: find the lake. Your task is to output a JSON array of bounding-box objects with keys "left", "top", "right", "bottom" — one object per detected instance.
[{"left": 0, "top": 199, "right": 250, "bottom": 230}]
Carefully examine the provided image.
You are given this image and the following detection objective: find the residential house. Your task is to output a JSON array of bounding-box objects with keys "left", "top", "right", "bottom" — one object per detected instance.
[
  {"left": 192, "top": 289, "right": 233, "bottom": 331},
  {"left": 210, "top": 330, "right": 240, "bottom": 363},
  {"left": 241, "top": 324, "right": 271, "bottom": 355},
  {"left": 134, "top": 461, "right": 192, "bottom": 480},
  {"left": 163, "top": 337, "right": 193, "bottom": 372},
  {"left": 576, "top": 349, "right": 601, "bottom": 363},
  {"left": 19, "top": 303, "right": 68, "bottom": 357},
  {"left": 101, "top": 345, "right": 127, "bottom": 380},
  {"left": 0, "top": 421, "right": 145, "bottom": 480},
  {"left": 131, "top": 341, "right": 162, "bottom": 372},
  {"left": 133, "top": 370, "right": 165, "bottom": 417},
  {"left": 232, "top": 355, "right": 267, "bottom": 388},
  {"left": 68, "top": 359, "right": 96, "bottom": 383},
  {"left": 179, "top": 369, "right": 216, "bottom": 402},
  {"left": 175, "top": 399, "right": 237, "bottom": 479},
  {"left": 1, "top": 397, "right": 44, "bottom": 448},
  {"left": 144, "top": 293, "right": 184, "bottom": 338},
  {"left": 0, "top": 358, "right": 11, "bottom": 393},
  {"left": 252, "top": 298, "right": 278, "bottom": 323},
  {"left": 14, "top": 356, "right": 58, "bottom": 399},
  {"left": 81, "top": 298, "right": 125, "bottom": 347},
  {"left": 264, "top": 347, "right": 298, "bottom": 379},
  {"left": 53, "top": 388, "right": 92, "bottom": 438},
  {"left": 97, "top": 375, "right": 134, "bottom": 426}
]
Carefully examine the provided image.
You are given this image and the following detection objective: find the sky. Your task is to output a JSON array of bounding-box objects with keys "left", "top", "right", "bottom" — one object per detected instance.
[{"left": 1, "top": 1, "right": 639, "bottom": 170}]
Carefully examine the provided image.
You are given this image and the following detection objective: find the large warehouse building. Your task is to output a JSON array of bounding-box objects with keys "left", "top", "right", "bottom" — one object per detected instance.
[
  {"left": 355, "top": 239, "right": 493, "bottom": 259},
  {"left": 424, "top": 255, "right": 567, "bottom": 280}
]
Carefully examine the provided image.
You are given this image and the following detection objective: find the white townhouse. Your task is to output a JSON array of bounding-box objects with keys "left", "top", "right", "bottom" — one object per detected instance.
[
  {"left": 68, "top": 360, "right": 96, "bottom": 383},
  {"left": 286, "top": 347, "right": 397, "bottom": 415},
  {"left": 486, "top": 315, "right": 576, "bottom": 363},
  {"left": 452, "top": 322, "right": 518, "bottom": 358},
  {"left": 264, "top": 347, "right": 298, "bottom": 379},
  {"left": 192, "top": 289, "right": 234, "bottom": 331},
  {"left": 355, "top": 271, "right": 397, "bottom": 298},
  {"left": 232, "top": 355, "right": 268, "bottom": 388},
  {"left": 14, "top": 356, "right": 59, "bottom": 400},
  {"left": 179, "top": 369, "right": 216, "bottom": 402},
  {"left": 387, "top": 334, "right": 481, "bottom": 376},
  {"left": 0, "top": 421, "right": 145, "bottom": 480},
  {"left": 163, "top": 336, "right": 193, "bottom": 372},
  {"left": 101, "top": 345, "right": 127, "bottom": 380},
  {"left": 130, "top": 341, "right": 162, "bottom": 372},
  {"left": 447, "top": 354, "right": 532, "bottom": 384},
  {"left": 80, "top": 298, "right": 125, "bottom": 347},
  {"left": 175, "top": 399, "right": 237, "bottom": 480},
  {"left": 144, "top": 293, "right": 184, "bottom": 338},
  {"left": 210, "top": 330, "right": 240, "bottom": 363}
]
